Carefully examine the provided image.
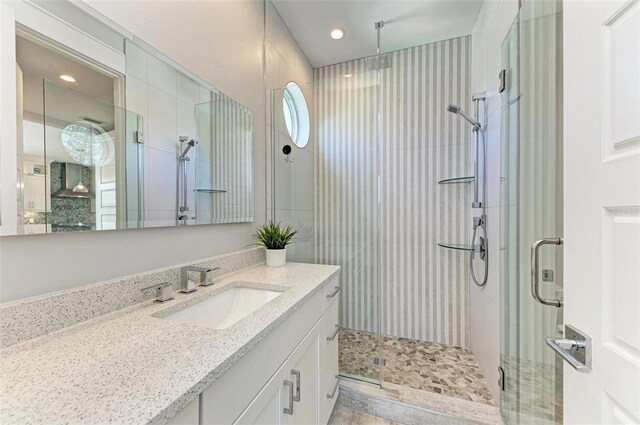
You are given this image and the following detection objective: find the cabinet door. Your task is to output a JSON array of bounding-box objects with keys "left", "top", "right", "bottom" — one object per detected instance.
[
  {"left": 24, "top": 175, "right": 46, "bottom": 211},
  {"left": 234, "top": 370, "right": 284, "bottom": 425},
  {"left": 166, "top": 396, "right": 199, "bottom": 425},
  {"left": 24, "top": 175, "right": 35, "bottom": 211},
  {"left": 282, "top": 326, "right": 320, "bottom": 425},
  {"left": 235, "top": 321, "right": 321, "bottom": 425}
]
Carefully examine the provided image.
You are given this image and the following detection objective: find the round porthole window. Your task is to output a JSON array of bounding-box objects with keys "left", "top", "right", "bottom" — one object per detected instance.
[{"left": 282, "top": 81, "right": 310, "bottom": 148}]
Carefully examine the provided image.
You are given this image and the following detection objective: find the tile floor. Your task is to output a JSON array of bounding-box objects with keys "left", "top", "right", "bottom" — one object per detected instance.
[
  {"left": 328, "top": 405, "right": 403, "bottom": 425},
  {"left": 339, "top": 328, "right": 495, "bottom": 406}
]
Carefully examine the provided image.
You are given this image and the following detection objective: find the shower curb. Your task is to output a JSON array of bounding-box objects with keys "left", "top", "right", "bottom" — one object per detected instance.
[{"left": 337, "top": 379, "right": 504, "bottom": 425}]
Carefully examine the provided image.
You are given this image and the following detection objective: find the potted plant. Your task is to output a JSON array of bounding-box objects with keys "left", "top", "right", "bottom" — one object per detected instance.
[{"left": 254, "top": 220, "right": 298, "bottom": 267}]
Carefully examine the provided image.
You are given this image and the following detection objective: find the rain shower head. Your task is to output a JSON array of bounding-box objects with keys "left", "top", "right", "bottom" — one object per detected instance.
[{"left": 446, "top": 104, "right": 481, "bottom": 130}]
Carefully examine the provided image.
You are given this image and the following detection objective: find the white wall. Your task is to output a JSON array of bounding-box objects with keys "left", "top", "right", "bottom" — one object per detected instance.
[
  {"left": 470, "top": 0, "right": 519, "bottom": 403},
  {"left": 265, "top": 0, "right": 315, "bottom": 263},
  {"left": 0, "top": 0, "right": 312, "bottom": 302},
  {"left": 123, "top": 39, "right": 210, "bottom": 227}
]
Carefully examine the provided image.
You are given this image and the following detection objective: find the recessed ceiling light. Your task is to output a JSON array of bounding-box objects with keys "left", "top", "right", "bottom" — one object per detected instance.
[
  {"left": 344, "top": 74, "right": 353, "bottom": 78},
  {"left": 59, "top": 74, "right": 76, "bottom": 83},
  {"left": 330, "top": 28, "right": 345, "bottom": 40}
]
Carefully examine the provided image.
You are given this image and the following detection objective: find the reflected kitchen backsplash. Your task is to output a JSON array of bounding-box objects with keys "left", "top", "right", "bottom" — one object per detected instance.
[{"left": 48, "top": 162, "right": 95, "bottom": 232}]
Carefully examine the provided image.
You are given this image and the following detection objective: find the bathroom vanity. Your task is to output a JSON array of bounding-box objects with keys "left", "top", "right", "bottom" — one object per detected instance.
[
  {"left": 171, "top": 272, "right": 341, "bottom": 425},
  {"left": 0, "top": 259, "right": 341, "bottom": 425}
]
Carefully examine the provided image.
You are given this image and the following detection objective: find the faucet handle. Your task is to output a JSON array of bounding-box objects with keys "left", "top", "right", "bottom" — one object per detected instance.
[
  {"left": 140, "top": 282, "right": 175, "bottom": 303},
  {"left": 199, "top": 266, "right": 221, "bottom": 287}
]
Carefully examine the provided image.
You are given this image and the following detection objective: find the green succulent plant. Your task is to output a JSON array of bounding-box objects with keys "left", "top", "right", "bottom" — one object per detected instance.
[{"left": 253, "top": 220, "right": 298, "bottom": 250}]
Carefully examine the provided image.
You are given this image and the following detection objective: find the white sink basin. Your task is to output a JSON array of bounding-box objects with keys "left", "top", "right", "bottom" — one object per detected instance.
[{"left": 164, "top": 286, "right": 282, "bottom": 330}]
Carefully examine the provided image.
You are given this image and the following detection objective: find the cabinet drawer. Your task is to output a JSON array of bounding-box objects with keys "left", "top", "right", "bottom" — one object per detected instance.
[
  {"left": 320, "top": 295, "right": 339, "bottom": 425},
  {"left": 320, "top": 365, "right": 339, "bottom": 425},
  {"left": 322, "top": 298, "right": 339, "bottom": 367},
  {"left": 322, "top": 276, "right": 340, "bottom": 311}
]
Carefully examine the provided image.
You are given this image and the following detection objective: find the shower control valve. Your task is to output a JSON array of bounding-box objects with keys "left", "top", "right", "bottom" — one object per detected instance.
[
  {"left": 473, "top": 216, "right": 484, "bottom": 228},
  {"left": 479, "top": 237, "right": 487, "bottom": 260}
]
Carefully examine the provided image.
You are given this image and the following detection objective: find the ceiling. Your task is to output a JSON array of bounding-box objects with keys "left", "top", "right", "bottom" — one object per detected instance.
[
  {"left": 272, "top": 0, "right": 483, "bottom": 68},
  {"left": 16, "top": 35, "right": 115, "bottom": 124},
  {"left": 16, "top": 36, "right": 116, "bottom": 159}
]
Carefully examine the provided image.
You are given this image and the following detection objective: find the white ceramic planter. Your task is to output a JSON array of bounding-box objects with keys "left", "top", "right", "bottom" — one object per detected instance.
[{"left": 265, "top": 248, "right": 286, "bottom": 267}]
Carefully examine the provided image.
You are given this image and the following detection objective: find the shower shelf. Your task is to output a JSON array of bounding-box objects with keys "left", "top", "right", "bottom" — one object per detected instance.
[
  {"left": 196, "top": 189, "right": 227, "bottom": 193},
  {"left": 437, "top": 176, "right": 474, "bottom": 185},
  {"left": 437, "top": 242, "right": 473, "bottom": 252}
]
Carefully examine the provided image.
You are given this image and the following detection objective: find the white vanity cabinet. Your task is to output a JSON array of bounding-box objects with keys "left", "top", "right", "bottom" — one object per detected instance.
[
  {"left": 190, "top": 275, "right": 340, "bottom": 425},
  {"left": 234, "top": 321, "right": 320, "bottom": 425}
]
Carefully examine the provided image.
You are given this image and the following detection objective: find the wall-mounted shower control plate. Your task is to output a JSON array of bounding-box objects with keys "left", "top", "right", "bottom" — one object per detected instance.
[{"left": 136, "top": 116, "right": 145, "bottom": 144}]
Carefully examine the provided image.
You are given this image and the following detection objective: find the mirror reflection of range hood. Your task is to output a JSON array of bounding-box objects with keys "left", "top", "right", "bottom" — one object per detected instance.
[{"left": 52, "top": 162, "right": 93, "bottom": 199}]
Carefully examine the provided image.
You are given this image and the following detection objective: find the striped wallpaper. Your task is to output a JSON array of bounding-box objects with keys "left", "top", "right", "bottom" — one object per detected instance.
[
  {"left": 195, "top": 97, "right": 253, "bottom": 224},
  {"left": 313, "top": 36, "right": 472, "bottom": 347}
]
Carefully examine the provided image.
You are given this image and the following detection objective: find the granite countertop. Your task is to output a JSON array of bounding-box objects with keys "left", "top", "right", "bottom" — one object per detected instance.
[{"left": 0, "top": 262, "right": 340, "bottom": 425}]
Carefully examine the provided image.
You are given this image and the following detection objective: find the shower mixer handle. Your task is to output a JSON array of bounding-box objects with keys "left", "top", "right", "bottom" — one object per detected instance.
[{"left": 473, "top": 215, "right": 484, "bottom": 228}]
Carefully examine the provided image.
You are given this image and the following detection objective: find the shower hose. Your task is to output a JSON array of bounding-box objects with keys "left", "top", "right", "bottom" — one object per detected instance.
[{"left": 470, "top": 129, "right": 489, "bottom": 287}]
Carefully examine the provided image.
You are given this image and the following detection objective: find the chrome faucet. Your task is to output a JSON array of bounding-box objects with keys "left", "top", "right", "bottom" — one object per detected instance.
[
  {"left": 180, "top": 266, "right": 220, "bottom": 293},
  {"left": 140, "top": 282, "right": 175, "bottom": 303}
]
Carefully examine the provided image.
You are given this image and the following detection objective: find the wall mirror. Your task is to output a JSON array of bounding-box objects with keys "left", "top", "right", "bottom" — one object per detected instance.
[{"left": 1, "top": 1, "right": 253, "bottom": 236}]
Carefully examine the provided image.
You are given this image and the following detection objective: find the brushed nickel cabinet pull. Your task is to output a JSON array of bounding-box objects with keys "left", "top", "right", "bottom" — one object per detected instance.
[
  {"left": 283, "top": 380, "right": 294, "bottom": 415},
  {"left": 326, "top": 286, "right": 341, "bottom": 298},
  {"left": 327, "top": 376, "right": 340, "bottom": 399},
  {"left": 327, "top": 325, "right": 339, "bottom": 341},
  {"left": 291, "top": 369, "right": 301, "bottom": 402}
]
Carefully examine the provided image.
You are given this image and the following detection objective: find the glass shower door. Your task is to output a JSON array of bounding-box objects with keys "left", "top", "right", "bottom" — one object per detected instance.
[
  {"left": 271, "top": 69, "right": 382, "bottom": 385},
  {"left": 500, "top": 0, "right": 563, "bottom": 424}
]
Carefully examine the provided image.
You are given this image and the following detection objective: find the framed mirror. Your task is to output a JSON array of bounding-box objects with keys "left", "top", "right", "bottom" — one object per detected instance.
[{"left": 2, "top": 2, "right": 253, "bottom": 236}]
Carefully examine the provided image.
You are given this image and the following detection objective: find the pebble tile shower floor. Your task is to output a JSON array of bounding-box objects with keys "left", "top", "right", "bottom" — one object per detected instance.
[{"left": 339, "top": 328, "right": 495, "bottom": 406}]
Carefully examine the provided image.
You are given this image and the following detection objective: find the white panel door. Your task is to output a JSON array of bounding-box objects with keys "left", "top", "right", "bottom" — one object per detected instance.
[
  {"left": 563, "top": 0, "right": 640, "bottom": 423},
  {"left": 95, "top": 159, "right": 117, "bottom": 230}
]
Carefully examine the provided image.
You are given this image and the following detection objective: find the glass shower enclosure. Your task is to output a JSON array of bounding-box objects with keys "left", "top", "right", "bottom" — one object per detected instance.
[
  {"left": 271, "top": 68, "right": 383, "bottom": 385},
  {"left": 500, "top": 0, "right": 563, "bottom": 423}
]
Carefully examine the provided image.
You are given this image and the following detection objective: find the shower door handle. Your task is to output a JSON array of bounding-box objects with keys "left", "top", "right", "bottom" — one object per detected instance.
[{"left": 531, "top": 238, "right": 563, "bottom": 307}]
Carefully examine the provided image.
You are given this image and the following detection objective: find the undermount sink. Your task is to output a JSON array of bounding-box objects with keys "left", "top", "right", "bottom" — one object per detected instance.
[{"left": 164, "top": 286, "right": 282, "bottom": 330}]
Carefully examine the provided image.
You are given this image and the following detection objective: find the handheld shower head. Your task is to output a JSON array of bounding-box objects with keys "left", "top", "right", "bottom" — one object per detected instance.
[
  {"left": 447, "top": 104, "right": 461, "bottom": 114},
  {"left": 179, "top": 138, "right": 197, "bottom": 159},
  {"left": 446, "top": 104, "right": 481, "bottom": 130}
]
